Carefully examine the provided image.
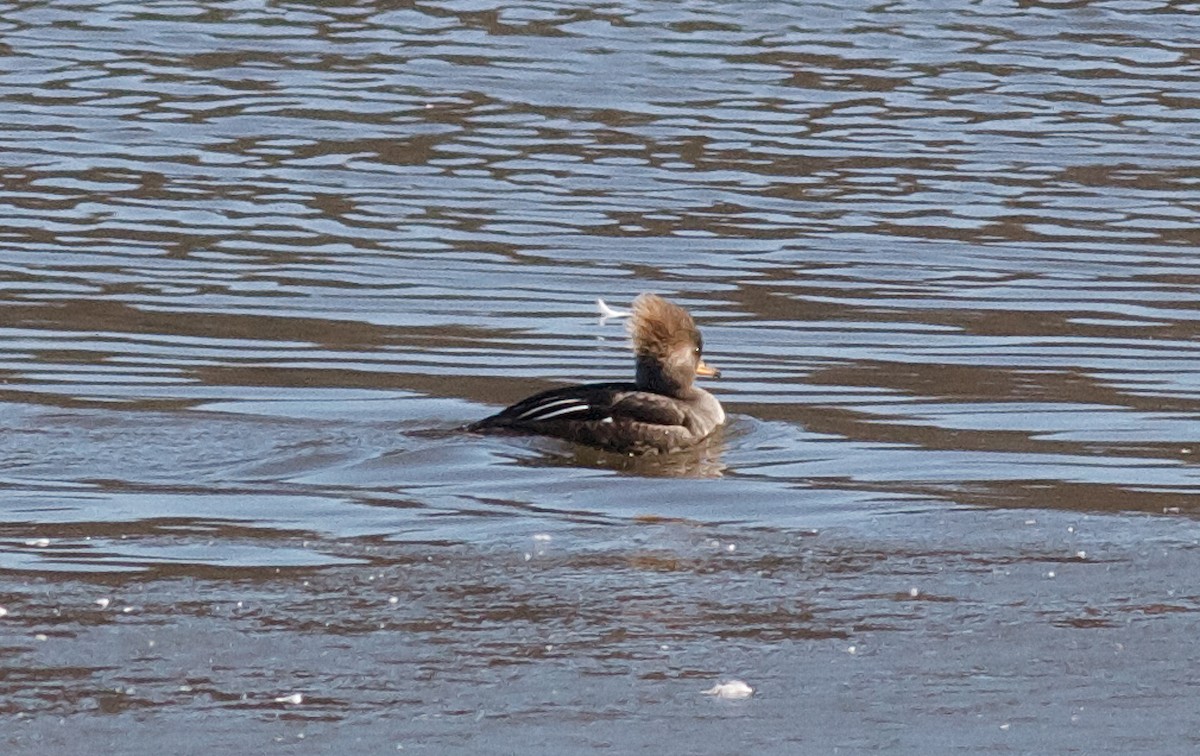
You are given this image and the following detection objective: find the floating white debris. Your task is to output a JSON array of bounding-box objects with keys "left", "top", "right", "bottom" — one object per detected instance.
[
  {"left": 1075, "top": 550, "right": 1087, "bottom": 560},
  {"left": 95, "top": 598, "right": 111, "bottom": 609},
  {"left": 847, "top": 645, "right": 857, "bottom": 655},
  {"left": 532, "top": 533, "right": 552, "bottom": 542},
  {"left": 596, "top": 298, "right": 631, "bottom": 321},
  {"left": 274, "top": 693, "right": 303, "bottom": 705},
  {"left": 1024, "top": 519, "right": 1037, "bottom": 526},
  {"left": 908, "top": 587, "right": 920, "bottom": 598},
  {"left": 388, "top": 596, "right": 399, "bottom": 605},
  {"left": 702, "top": 680, "right": 754, "bottom": 700},
  {"left": 726, "top": 544, "right": 736, "bottom": 553},
  {"left": 35, "top": 633, "right": 47, "bottom": 641},
  {"left": 25, "top": 538, "right": 50, "bottom": 548},
  {"left": 523, "top": 552, "right": 532, "bottom": 562},
  {"left": 1000, "top": 722, "right": 1010, "bottom": 731},
  {"left": 0, "top": 607, "right": 7, "bottom": 618},
  {"left": 1047, "top": 570, "right": 1056, "bottom": 579}
]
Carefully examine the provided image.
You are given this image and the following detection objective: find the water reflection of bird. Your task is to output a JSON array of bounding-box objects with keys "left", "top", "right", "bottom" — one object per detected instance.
[{"left": 470, "top": 293, "right": 725, "bottom": 454}]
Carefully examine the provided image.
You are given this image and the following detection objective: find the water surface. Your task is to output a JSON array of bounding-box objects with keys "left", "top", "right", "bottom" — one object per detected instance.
[{"left": 2, "top": 0, "right": 1200, "bottom": 752}]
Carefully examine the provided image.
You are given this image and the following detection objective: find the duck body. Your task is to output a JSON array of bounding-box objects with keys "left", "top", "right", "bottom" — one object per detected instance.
[
  {"left": 469, "top": 380, "right": 725, "bottom": 455},
  {"left": 470, "top": 293, "right": 726, "bottom": 455}
]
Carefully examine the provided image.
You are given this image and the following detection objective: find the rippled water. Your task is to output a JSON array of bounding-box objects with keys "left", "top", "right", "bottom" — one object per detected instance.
[{"left": 2, "top": 0, "right": 1200, "bottom": 751}]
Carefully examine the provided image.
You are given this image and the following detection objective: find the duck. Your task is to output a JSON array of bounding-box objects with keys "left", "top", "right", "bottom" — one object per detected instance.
[{"left": 469, "top": 293, "right": 725, "bottom": 454}]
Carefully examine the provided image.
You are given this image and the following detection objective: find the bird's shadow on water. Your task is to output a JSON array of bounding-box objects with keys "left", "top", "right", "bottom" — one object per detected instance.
[
  {"left": 512, "top": 434, "right": 729, "bottom": 479},
  {"left": 414, "top": 417, "right": 763, "bottom": 479}
]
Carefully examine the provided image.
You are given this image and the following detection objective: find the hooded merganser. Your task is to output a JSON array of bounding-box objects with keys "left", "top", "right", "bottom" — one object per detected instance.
[{"left": 469, "top": 293, "right": 726, "bottom": 454}]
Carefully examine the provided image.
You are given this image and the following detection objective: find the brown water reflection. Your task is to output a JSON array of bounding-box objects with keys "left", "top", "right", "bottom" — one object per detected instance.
[{"left": 2, "top": 0, "right": 1200, "bottom": 751}]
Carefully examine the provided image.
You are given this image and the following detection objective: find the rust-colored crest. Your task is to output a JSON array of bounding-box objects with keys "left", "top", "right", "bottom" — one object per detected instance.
[{"left": 628, "top": 293, "right": 698, "bottom": 358}]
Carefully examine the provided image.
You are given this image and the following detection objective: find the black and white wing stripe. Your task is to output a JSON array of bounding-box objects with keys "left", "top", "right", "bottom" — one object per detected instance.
[
  {"left": 471, "top": 383, "right": 634, "bottom": 430},
  {"left": 512, "top": 395, "right": 602, "bottom": 423}
]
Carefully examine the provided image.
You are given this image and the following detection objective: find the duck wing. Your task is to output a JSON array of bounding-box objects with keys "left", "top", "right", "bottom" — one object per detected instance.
[
  {"left": 470, "top": 382, "right": 635, "bottom": 429},
  {"left": 608, "top": 391, "right": 690, "bottom": 428}
]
